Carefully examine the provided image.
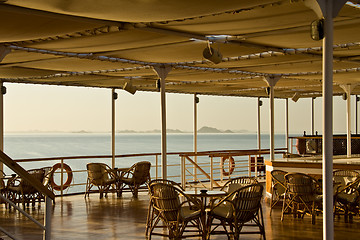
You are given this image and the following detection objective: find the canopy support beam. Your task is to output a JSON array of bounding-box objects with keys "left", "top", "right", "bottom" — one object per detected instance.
[
  {"left": 153, "top": 65, "right": 172, "bottom": 179},
  {"left": 0, "top": 46, "right": 10, "bottom": 173},
  {"left": 340, "top": 84, "right": 355, "bottom": 157},
  {"left": 263, "top": 75, "right": 280, "bottom": 161},
  {"left": 111, "top": 89, "right": 117, "bottom": 169},
  {"left": 194, "top": 94, "right": 199, "bottom": 180},
  {"left": 257, "top": 97, "right": 262, "bottom": 153},
  {"left": 285, "top": 98, "right": 289, "bottom": 152},
  {"left": 306, "top": 1, "right": 347, "bottom": 239}
]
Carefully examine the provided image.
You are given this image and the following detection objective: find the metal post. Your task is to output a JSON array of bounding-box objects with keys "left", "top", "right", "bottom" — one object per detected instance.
[
  {"left": 356, "top": 95, "right": 358, "bottom": 134},
  {"left": 111, "top": 89, "right": 116, "bottom": 169},
  {"left": 0, "top": 82, "right": 4, "bottom": 173},
  {"left": 153, "top": 66, "right": 172, "bottom": 179},
  {"left": 44, "top": 196, "right": 52, "bottom": 240},
  {"left": 285, "top": 98, "right": 289, "bottom": 152},
  {"left": 322, "top": 10, "right": 334, "bottom": 239},
  {"left": 257, "top": 97, "right": 261, "bottom": 153},
  {"left": 263, "top": 76, "right": 280, "bottom": 161},
  {"left": 194, "top": 94, "right": 198, "bottom": 181},
  {"left": 346, "top": 89, "right": 352, "bottom": 157},
  {"left": 311, "top": 98, "right": 314, "bottom": 135},
  {"left": 60, "top": 159, "right": 64, "bottom": 197}
]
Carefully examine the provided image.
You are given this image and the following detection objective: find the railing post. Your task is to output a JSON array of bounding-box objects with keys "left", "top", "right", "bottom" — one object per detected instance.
[
  {"left": 44, "top": 196, "right": 52, "bottom": 240},
  {"left": 255, "top": 156, "right": 258, "bottom": 178},
  {"left": 210, "top": 156, "right": 213, "bottom": 190},
  {"left": 248, "top": 155, "right": 251, "bottom": 177},
  {"left": 60, "top": 159, "right": 64, "bottom": 197},
  {"left": 155, "top": 155, "right": 158, "bottom": 179},
  {"left": 181, "top": 156, "right": 185, "bottom": 189}
]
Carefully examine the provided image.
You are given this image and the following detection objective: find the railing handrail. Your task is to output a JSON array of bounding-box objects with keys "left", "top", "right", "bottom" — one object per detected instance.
[{"left": 0, "top": 151, "right": 55, "bottom": 200}]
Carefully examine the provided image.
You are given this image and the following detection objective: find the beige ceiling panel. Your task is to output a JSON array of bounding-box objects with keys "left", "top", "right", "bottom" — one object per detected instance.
[
  {"left": 162, "top": 1, "right": 316, "bottom": 36},
  {"left": 0, "top": 67, "right": 57, "bottom": 78},
  {"left": 5, "top": 0, "right": 278, "bottom": 22},
  {"left": 0, "top": 5, "right": 106, "bottom": 43},
  {"left": 23, "top": 29, "right": 190, "bottom": 53},
  {"left": 10, "top": 57, "right": 143, "bottom": 72},
  {"left": 103, "top": 41, "right": 265, "bottom": 63},
  {"left": 1, "top": 50, "right": 62, "bottom": 64}
]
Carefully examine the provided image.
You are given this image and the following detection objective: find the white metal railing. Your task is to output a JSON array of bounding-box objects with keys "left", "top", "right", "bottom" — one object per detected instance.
[{"left": 9, "top": 148, "right": 287, "bottom": 197}]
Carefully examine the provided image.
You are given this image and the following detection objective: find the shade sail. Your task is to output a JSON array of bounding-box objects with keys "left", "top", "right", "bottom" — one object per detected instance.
[{"left": 0, "top": 0, "right": 359, "bottom": 99}]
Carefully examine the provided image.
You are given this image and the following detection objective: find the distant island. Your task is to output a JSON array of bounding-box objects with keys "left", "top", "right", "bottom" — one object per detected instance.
[{"left": 116, "top": 126, "right": 250, "bottom": 134}]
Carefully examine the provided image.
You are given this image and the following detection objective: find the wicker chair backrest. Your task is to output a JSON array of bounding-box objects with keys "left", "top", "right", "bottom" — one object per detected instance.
[
  {"left": 21, "top": 169, "right": 45, "bottom": 194},
  {"left": 285, "top": 173, "right": 317, "bottom": 203},
  {"left": 231, "top": 184, "right": 263, "bottom": 223},
  {"left": 221, "top": 176, "right": 258, "bottom": 193},
  {"left": 131, "top": 161, "right": 151, "bottom": 185},
  {"left": 150, "top": 182, "right": 181, "bottom": 222},
  {"left": 87, "top": 163, "right": 111, "bottom": 185},
  {"left": 271, "top": 170, "right": 287, "bottom": 195}
]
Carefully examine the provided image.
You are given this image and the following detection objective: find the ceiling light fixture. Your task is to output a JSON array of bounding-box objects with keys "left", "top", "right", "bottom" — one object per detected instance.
[{"left": 203, "top": 42, "right": 222, "bottom": 64}]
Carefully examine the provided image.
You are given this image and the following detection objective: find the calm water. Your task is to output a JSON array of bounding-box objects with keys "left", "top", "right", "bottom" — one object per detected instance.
[
  {"left": 4, "top": 132, "right": 286, "bottom": 159},
  {"left": 3, "top": 133, "right": 287, "bottom": 193}
]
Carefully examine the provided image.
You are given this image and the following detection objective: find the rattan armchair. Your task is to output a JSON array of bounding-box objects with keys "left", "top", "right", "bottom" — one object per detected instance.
[
  {"left": 207, "top": 183, "right": 265, "bottom": 240},
  {"left": 146, "top": 181, "right": 204, "bottom": 239},
  {"left": 85, "top": 163, "right": 117, "bottom": 199},
  {"left": 281, "top": 173, "right": 322, "bottom": 224},
  {"left": 7, "top": 168, "right": 45, "bottom": 207},
  {"left": 333, "top": 169, "right": 360, "bottom": 223},
  {"left": 117, "top": 161, "right": 151, "bottom": 198},
  {"left": 220, "top": 176, "right": 258, "bottom": 194},
  {"left": 270, "top": 170, "right": 287, "bottom": 215}
]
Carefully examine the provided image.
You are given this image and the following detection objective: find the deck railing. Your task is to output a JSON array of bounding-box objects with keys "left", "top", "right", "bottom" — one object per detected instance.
[{"left": 9, "top": 148, "right": 287, "bottom": 196}]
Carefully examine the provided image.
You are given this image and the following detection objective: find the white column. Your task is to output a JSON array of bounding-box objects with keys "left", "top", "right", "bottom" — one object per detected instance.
[
  {"left": 263, "top": 76, "right": 280, "bottom": 161},
  {"left": 305, "top": 1, "right": 347, "bottom": 239},
  {"left": 194, "top": 94, "right": 198, "bottom": 180},
  {"left": 0, "top": 83, "right": 4, "bottom": 159},
  {"left": 340, "top": 84, "right": 355, "bottom": 157},
  {"left": 111, "top": 89, "right": 117, "bottom": 169},
  {"left": 285, "top": 98, "right": 289, "bottom": 152},
  {"left": 153, "top": 66, "right": 172, "bottom": 179},
  {"left": 0, "top": 47, "right": 10, "bottom": 172},
  {"left": 257, "top": 97, "right": 262, "bottom": 152},
  {"left": 312, "top": 97, "right": 315, "bottom": 135}
]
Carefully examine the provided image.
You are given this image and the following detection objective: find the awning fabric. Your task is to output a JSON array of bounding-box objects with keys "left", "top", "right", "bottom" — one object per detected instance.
[{"left": 0, "top": 0, "right": 360, "bottom": 98}]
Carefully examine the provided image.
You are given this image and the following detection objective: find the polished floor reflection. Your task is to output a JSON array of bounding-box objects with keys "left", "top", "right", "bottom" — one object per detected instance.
[{"left": 0, "top": 192, "right": 359, "bottom": 239}]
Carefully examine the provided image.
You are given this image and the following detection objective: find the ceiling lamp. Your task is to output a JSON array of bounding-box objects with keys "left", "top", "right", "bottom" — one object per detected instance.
[
  {"left": 203, "top": 42, "right": 222, "bottom": 64},
  {"left": 123, "top": 80, "right": 137, "bottom": 95}
]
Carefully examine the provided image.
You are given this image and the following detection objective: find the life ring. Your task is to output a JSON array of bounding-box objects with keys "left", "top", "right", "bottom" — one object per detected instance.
[
  {"left": 221, "top": 156, "right": 235, "bottom": 176},
  {"left": 51, "top": 163, "right": 73, "bottom": 191}
]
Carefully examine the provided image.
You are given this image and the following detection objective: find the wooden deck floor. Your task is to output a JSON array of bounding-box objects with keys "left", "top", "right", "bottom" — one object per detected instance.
[{"left": 0, "top": 192, "right": 359, "bottom": 240}]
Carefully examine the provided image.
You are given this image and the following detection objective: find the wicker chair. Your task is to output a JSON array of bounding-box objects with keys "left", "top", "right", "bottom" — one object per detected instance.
[
  {"left": 207, "top": 183, "right": 265, "bottom": 240},
  {"left": 270, "top": 170, "right": 287, "bottom": 215},
  {"left": 117, "top": 161, "right": 151, "bottom": 198},
  {"left": 146, "top": 181, "right": 204, "bottom": 239},
  {"left": 333, "top": 170, "right": 360, "bottom": 223},
  {"left": 38, "top": 167, "right": 56, "bottom": 203},
  {"left": 220, "top": 176, "right": 258, "bottom": 194},
  {"left": 7, "top": 168, "right": 45, "bottom": 207},
  {"left": 85, "top": 163, "right": 117, "bottom": 199},
  {"left": 281, "top": 173, "right": 322, "bottom": 224}
]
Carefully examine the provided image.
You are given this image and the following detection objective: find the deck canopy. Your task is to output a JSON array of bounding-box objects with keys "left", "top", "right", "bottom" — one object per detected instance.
[{"left": 0, "top": 0, "right": 360, "bottom": 98}]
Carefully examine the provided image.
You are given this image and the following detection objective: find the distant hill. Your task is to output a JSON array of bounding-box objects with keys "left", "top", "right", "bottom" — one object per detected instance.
[
  {"left": 116, "top": 127, "right": 249, "bottom": 134},
  {"left": 198, "top": 126, "right": 234, "bottom": 133}
]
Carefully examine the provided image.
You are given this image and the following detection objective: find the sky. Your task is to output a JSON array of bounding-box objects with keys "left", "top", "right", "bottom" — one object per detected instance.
[{"left": 2, "top": 82, "right": 355, "bottom": 135}]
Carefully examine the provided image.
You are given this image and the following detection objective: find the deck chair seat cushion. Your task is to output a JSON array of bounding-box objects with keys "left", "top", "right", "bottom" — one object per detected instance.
[
  {"left": 211, "top": 203, "right": 233, "bottom": 219},
  {"left": 337, "top": 192, "right": 358, "bottom": 204},
  {"left": 180, "top": 206, "right": 202, "bottom": 220}
]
